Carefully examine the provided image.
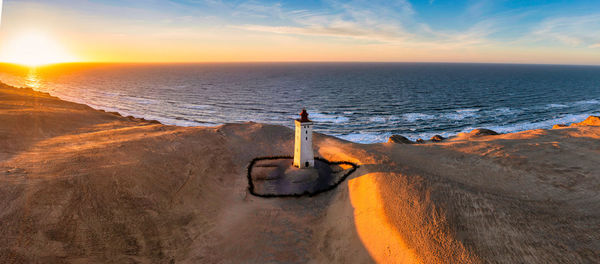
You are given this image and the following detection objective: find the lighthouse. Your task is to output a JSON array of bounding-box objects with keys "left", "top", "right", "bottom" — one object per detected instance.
[{"left": 293, "top": 109, "right": 315, "bottom": 168}]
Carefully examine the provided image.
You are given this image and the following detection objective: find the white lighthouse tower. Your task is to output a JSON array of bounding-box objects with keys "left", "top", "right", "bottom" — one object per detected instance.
[{"left": 294, "top": 109, "right": 315, "bottom": 168}]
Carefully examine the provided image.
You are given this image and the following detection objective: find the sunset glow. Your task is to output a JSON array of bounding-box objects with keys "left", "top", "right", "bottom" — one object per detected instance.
[
  {"left": 0, "top": 1, "right": 599, "bottom": 64},
  {"left": 0, "top": 31, "right": 77, "bottom": 66}
]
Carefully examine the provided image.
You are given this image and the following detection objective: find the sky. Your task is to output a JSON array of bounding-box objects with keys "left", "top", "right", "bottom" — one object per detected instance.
[{"left": 0, "top": 0, "right": 599, "bottom": 64}]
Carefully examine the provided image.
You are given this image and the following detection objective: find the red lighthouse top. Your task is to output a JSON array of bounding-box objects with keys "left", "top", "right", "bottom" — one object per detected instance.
[{"left": 298, "top": 109, "right": 311, "bottom": 122}]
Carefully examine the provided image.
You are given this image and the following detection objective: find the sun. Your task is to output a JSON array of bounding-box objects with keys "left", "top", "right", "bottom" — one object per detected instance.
[{"left": 1, "top": 31, "right": 78, "bottom": 66}]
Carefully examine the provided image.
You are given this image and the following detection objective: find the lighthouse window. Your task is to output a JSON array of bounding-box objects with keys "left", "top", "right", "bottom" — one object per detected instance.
[
  {"left": 306, "top": 137, "right": 308, "bottom": 140},
  {"left": 305, "top": 131, "right": 307, "bottom": 134}
]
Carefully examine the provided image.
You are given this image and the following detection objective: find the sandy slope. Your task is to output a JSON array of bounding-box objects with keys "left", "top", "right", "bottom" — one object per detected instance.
[{"left": 0, "top": 84, "right": 598, "bottom": 263}]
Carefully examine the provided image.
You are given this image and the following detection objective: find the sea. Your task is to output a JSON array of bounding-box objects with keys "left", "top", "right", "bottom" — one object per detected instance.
[{"left": 1, "top": 62, "right": 599, "bottom": 143}]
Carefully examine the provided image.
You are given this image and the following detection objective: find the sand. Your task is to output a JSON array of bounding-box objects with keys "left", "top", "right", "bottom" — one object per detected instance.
[{"left": 0, "top": 83, "right": 598, "bottom": 263}]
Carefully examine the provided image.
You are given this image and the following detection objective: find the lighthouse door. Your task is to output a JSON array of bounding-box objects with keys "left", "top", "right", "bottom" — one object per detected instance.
[{"left": 305, "top": 162, "right": 309, "bottom": 167}]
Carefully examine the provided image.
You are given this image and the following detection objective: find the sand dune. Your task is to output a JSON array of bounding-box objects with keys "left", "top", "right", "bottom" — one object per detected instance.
[{"left": 1, "top": 83, "right": 598, "bottom": 263}]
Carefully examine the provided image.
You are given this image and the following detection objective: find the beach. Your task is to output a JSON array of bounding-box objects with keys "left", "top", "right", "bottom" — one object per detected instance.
[{"left": 1, "top": 83, "right": 599, "bottom": 263}]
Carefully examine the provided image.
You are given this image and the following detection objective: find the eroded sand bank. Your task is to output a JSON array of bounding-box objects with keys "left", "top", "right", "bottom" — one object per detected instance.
[{"left": 0, "top": 83, "right": 598, "bottom": 263}]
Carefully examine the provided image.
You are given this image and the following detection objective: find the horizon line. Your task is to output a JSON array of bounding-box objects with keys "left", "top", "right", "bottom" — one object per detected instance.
[{"left": 2, "top": 61, "right": 600, "bottom": 67}]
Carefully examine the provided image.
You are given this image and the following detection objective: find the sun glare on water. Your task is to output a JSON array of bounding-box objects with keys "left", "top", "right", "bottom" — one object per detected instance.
[{"left": 1, "top": 31, "right": 78, "bottom": 66}]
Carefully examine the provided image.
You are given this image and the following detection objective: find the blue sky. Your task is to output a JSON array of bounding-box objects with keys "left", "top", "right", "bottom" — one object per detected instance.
[{"left": 1, "top": 0, "right": 600, "bottom": 64}]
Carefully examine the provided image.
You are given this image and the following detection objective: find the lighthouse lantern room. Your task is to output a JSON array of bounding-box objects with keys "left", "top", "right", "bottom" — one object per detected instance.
[{"left": 293, "top": 109, "right": 315, "bottom": 168}]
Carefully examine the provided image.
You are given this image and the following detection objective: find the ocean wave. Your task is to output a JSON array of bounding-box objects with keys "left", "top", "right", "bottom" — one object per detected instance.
[
  {"left": 151, "top": 116, "right": 214, "bottom": 127},
  {"left": 396, "top": 113, "right": 598, "bottom": 143},
  {"left": 369, "top": 116, "right": 391, "bottom": 123},
  {"left": 490, "top": 107, "right": 522, "bottom": 116},
  {"left": 62, "top": 101, "right": 201, "bottom": 127},
  {"left": 456, "top": 108, "right": 480, "bottom": 113},
  {"left": 443, "top": 113, "right": 475, "bottom": 120},
  {"left": 338, "top": 130, "right": 457, "bottom": 143},
  {"left": 406, "top": 131, "right": 455, "bottom": 141},
  {"left": 336, "top": 132, "right": 391, "bottom": 144},
  {"left": 542, "top": 99, "right": 600, "bottom": 109},
  {"left": 402, "top": 113, "right": 435, "bottom": 122},
  {"left": 547, "top": 103, "right": 568, "bottom": 108},
  {"left": 310, "top": 113, "right": 350, "bottom": 123},
  {"left": 575, "top": 99, "right": 600, "bottom": 105},
  {"left": 495, "top": 107, "right": 512, "bottom": 113},
  {"left": 178, "top": 103, "right": 212, "bottom": 110},
  {"left": 124, "top": 96, "right": 159, "bottom": 105},
  {"left": 441, "top": 108, "right": 480, "bottom": 120},
  {"left": 472, "top": 113, "right": 596, "bottom": 134}
]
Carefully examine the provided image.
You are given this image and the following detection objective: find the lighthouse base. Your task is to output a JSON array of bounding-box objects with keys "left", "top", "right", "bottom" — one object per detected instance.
[{"left": 247, "top": 157, "right": 358, "bottom": 197}]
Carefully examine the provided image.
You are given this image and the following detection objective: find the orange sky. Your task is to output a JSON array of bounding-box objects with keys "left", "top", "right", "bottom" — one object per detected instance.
[{"left": 1, "top": 0, "right": 599, "bottom": 65}]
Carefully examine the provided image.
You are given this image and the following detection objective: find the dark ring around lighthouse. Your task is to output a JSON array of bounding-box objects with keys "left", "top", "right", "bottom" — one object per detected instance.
[{"left": 246, "top": 156, "right": 359, "bottom": 198}]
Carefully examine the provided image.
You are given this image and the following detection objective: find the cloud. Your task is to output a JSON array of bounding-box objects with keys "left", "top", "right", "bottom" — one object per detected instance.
[
  {"left": 232, "top": 1, "right": 285, "bottom": 19},
  {"left": 233, "top": 23, "right": 408, "bottom": 43},
  {"left": 231, "top": 0, "right": 506, "bottom": 49},
  {"left": 12, "top": 0, "right": 501, "bottom": 50},
  {"left": 531, "top": 14, "right": 600, "bottom": 47},
  {"left": 466, "top": 0, "right": 495, "bottom": 17},
  {"left": 228, "top": 0, "right": 419, "bottom": 44}
]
